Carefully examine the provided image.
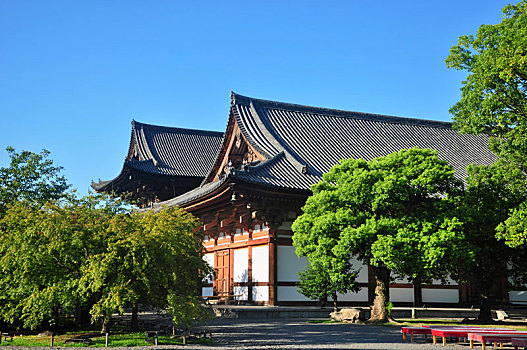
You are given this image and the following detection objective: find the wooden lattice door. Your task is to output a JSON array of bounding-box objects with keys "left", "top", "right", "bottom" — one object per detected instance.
[{"left": 215, "top": 250, "right": 230, "bottom": 295}]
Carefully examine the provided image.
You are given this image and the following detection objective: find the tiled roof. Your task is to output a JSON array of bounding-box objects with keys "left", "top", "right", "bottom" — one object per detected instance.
[
  {"left": 150, "top": 175, "right": 229, "bottom": 212},
  {"left": 128, "top": 120, "right": 224, "bottom": 177},
  {"left": 92, "top": 121, "right": 223, "bottom": 192},
  {"left": 152, "top": 93, "right": 498, "bottom": 208},
  {"left": 228, "top": 93, "right": 496, "bottom": 190}
]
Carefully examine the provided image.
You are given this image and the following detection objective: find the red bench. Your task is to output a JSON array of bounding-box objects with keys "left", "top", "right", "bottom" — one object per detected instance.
[
  {"left": 401, "top": 326, "right": 496, "bottom": 343},
  {"left": 468, "top": 332, "right": 527, "bottom": 350},
  {"left": 512, "top": 337, "right": 527, "bottom": 350},
  {"left": 430, "top": 328, "right": 514, "bottom": 346}
]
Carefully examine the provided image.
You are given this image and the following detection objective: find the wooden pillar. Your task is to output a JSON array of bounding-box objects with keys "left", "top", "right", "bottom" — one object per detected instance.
[
  {"left": 268, "top": 233, "right": 277, "bottom": 305},
  {"left": 248, "top": 245, "right": 253, "bottom": 303},
  {"left": 213, "top": 251, "right": 218, "bottom": 295},
  {"left": 229, "top": 247, "right": 234, "bottom": 295}
]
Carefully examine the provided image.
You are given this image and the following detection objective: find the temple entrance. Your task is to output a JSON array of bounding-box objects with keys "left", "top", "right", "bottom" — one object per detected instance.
[{"left": 215, "top": 250, "right": 230, "bottom": 295}]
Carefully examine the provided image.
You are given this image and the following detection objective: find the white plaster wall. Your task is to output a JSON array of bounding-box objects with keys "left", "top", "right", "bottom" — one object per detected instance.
[
  {"left": 253, "top": 286, "right": 269, "bottom": 302},
  {"left": 390, "top": 288, "right": 414, "bottom": 303},
  {"left": 422, "top": 288, "right": 459, "bottom": 303},
  {"left": 233, "top": 248, "right": 249, "bottom": 283},
  {"left": 234, "top": 286, "right": 248, "bottom": 300},
  {"left": 277, "top": 286, "right": 312, "bottom": 301},
  {"left": 203, "top": 253, "right": 214, "bottom": 283},
  {"left": 278, "top": 222, "right": 293, "bottom": 230},
  {"left": 202, "top": 287, "right": 213, "bottom": 297},
  {"left": 350, "top": 257, "right": 368, "bottom": 283},
  {"left": 431, "top": 278, "right": 458, "bottom": 285},
  {"left": 332, "top": 288, "right": 368, "bottom": 302},
  {"left": 252, "top": 245, "right": 269, "bottom": 282},
  {"left": 277, "top": 246, "right": 309, "bottom": 282},
  {"left": 509, "top": 291, "right": 527, "bottom": 304},
  {"left": 393, "top": 276, "right": 410, "bottom": 284}
]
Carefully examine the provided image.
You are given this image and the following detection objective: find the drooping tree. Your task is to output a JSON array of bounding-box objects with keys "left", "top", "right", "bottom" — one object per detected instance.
[
  {"left": 0, "top": 194, "right": 211, "bottom": 332},
  {"left": 293, "top": 148, "right": 467, "bottom": 322},
  {"left": 81, "top": 206, "right": 211, "bottom": 333},
  {"left": 0, "top": 195, "right": 123, "bottom": 329}
]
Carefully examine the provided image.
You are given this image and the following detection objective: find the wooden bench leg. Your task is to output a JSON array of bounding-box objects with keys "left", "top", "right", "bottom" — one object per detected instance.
[
  {"left": 482, "top": 341, "right": 486, "bottom": 350},
  {"left": 470, "top": 339, "right": 474, "bottom": 349},
  {"left": 410, "top": 334, "right": 414, "bottom": 342},
  {"left": 402, "top": 333, "right": 406, "bottom": 341},
  {"left": 443, "top": 336, "right": 446, "bottom": 346},
  {"left": 433, "top": 335, "right": 437, "bottom": 345}
]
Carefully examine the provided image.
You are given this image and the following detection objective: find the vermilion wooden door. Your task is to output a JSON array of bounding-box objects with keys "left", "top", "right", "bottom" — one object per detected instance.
[{"left": 215, "top": 250, "right": 230, "bottom": 295}]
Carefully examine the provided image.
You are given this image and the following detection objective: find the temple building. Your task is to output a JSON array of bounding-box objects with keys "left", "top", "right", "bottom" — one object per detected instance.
[
  {"left": 94, "top": 92, "right": 521, "bottom": 306},
  {"left": 92, "top": 120, "right": 223, "bottom": 207}
]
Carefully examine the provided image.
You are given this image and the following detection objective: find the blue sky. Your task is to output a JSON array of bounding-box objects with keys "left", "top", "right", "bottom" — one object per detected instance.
[{"left": 0, "top": 0, "right": 512, "bottom": 195}]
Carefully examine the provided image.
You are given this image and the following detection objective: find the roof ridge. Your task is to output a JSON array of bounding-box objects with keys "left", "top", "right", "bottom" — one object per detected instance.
[
  {"left": 231, "top": 92, "right": 453, "bottom": 129},
  {"left": 132, "top": 119, "right": 223, "bottom": 136},
  {"left": 136, "top": 126, "right": 159, "bottom": 165}
]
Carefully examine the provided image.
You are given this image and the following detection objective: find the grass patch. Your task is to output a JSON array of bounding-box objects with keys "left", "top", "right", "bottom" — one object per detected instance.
[{"left": 0, "top": 332, "right": 213, "bottom": 347}]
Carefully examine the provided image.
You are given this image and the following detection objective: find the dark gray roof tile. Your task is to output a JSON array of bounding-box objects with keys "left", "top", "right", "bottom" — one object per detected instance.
[
  {"left": 229, "top": 93, "right": 496, "bottom": 190},
  {"left": 131, "top": 121, "right": 223, "bottom": 177}
]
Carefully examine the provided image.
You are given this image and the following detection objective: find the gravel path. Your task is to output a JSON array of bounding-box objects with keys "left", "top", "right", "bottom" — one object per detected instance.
[{"left": 1, "top": 319, "right": 471, "bottom": 350}]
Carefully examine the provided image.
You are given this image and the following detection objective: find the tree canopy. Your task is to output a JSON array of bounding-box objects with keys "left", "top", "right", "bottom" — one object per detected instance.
[
  {"left": 0, "top": 195, "right": 210, "bottom": 331},
  {"left": 446, "top": 0, "right": 527, "bottom": 169},
  {"left": 454, "top": 160, "right": 527, "bottom": 321},
  {"left": 0, "top": 147, "right": 70, "bottom": 215},
  {"left": 292, "top": 148, "right": 466, "bottom": 321},
  {"left": 446, "top": 0, "right": 527, "bottom": 282}
]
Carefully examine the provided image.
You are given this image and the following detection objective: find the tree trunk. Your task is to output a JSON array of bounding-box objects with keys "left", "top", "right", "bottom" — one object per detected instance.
[
  {"left": 320, "top": 296, "right": 327, "bottom": 309},
  {"left": 413, "top": 277, "right": 423, "bottom": 307},
  {"left": 131, "top": 303, "right": 138, "bottom": 331},
  {"left": 369, "top": 265, "right": 390, "bottom": 322},
  {"left": 101, "top": 320, "right": 109, "bottom": 334},
  {"left": 332, "top": 292, "right": 338, "bottom": 313},
  {"left": 477, "top": 293, "right": 494, "bottom": 323},
  {"left": 101, "top": 311, "right": 110, "bottom": 334},
  {"left": 74, "top": 304, "right": 82, "bottom": 326}
]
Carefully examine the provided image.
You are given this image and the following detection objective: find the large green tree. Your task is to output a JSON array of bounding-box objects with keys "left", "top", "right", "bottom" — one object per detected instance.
[
  {"left": 0, "top": 147, "right": 70, "bottom": 216},
  {"left": 82, "top": 206, "right": 211, "bottom": 333},
  {"left": 446, "top": 1, "right": 527, "bottom": 169},
  {"left": 454, "top": 161, "right": 527, "bottom": 322},
  {"left": 292, "top": 148, "right": 466, "bottom": 321},
  {"left": 0, "top": 195, "right": 210, "bottom": 332},
  {"left": 446, "top": 0, "right": 527, "bottom": 302},
  {"left": 0, "top": 195, "right": 122, "bottom": 329}
]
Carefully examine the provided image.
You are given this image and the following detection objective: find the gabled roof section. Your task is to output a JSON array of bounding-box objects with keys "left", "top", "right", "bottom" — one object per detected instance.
[
  {"left": 151, "top": 92, "right": 498, "bottom": 209},
  {"left": 127, "top": 120, "right": 223, "bottom": 177},
  {"left": 230, "top": 92, "right": 496, "bottom": 185},
  {"left": 91, "top": 120, "right": 223, "bottom": 194}
]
